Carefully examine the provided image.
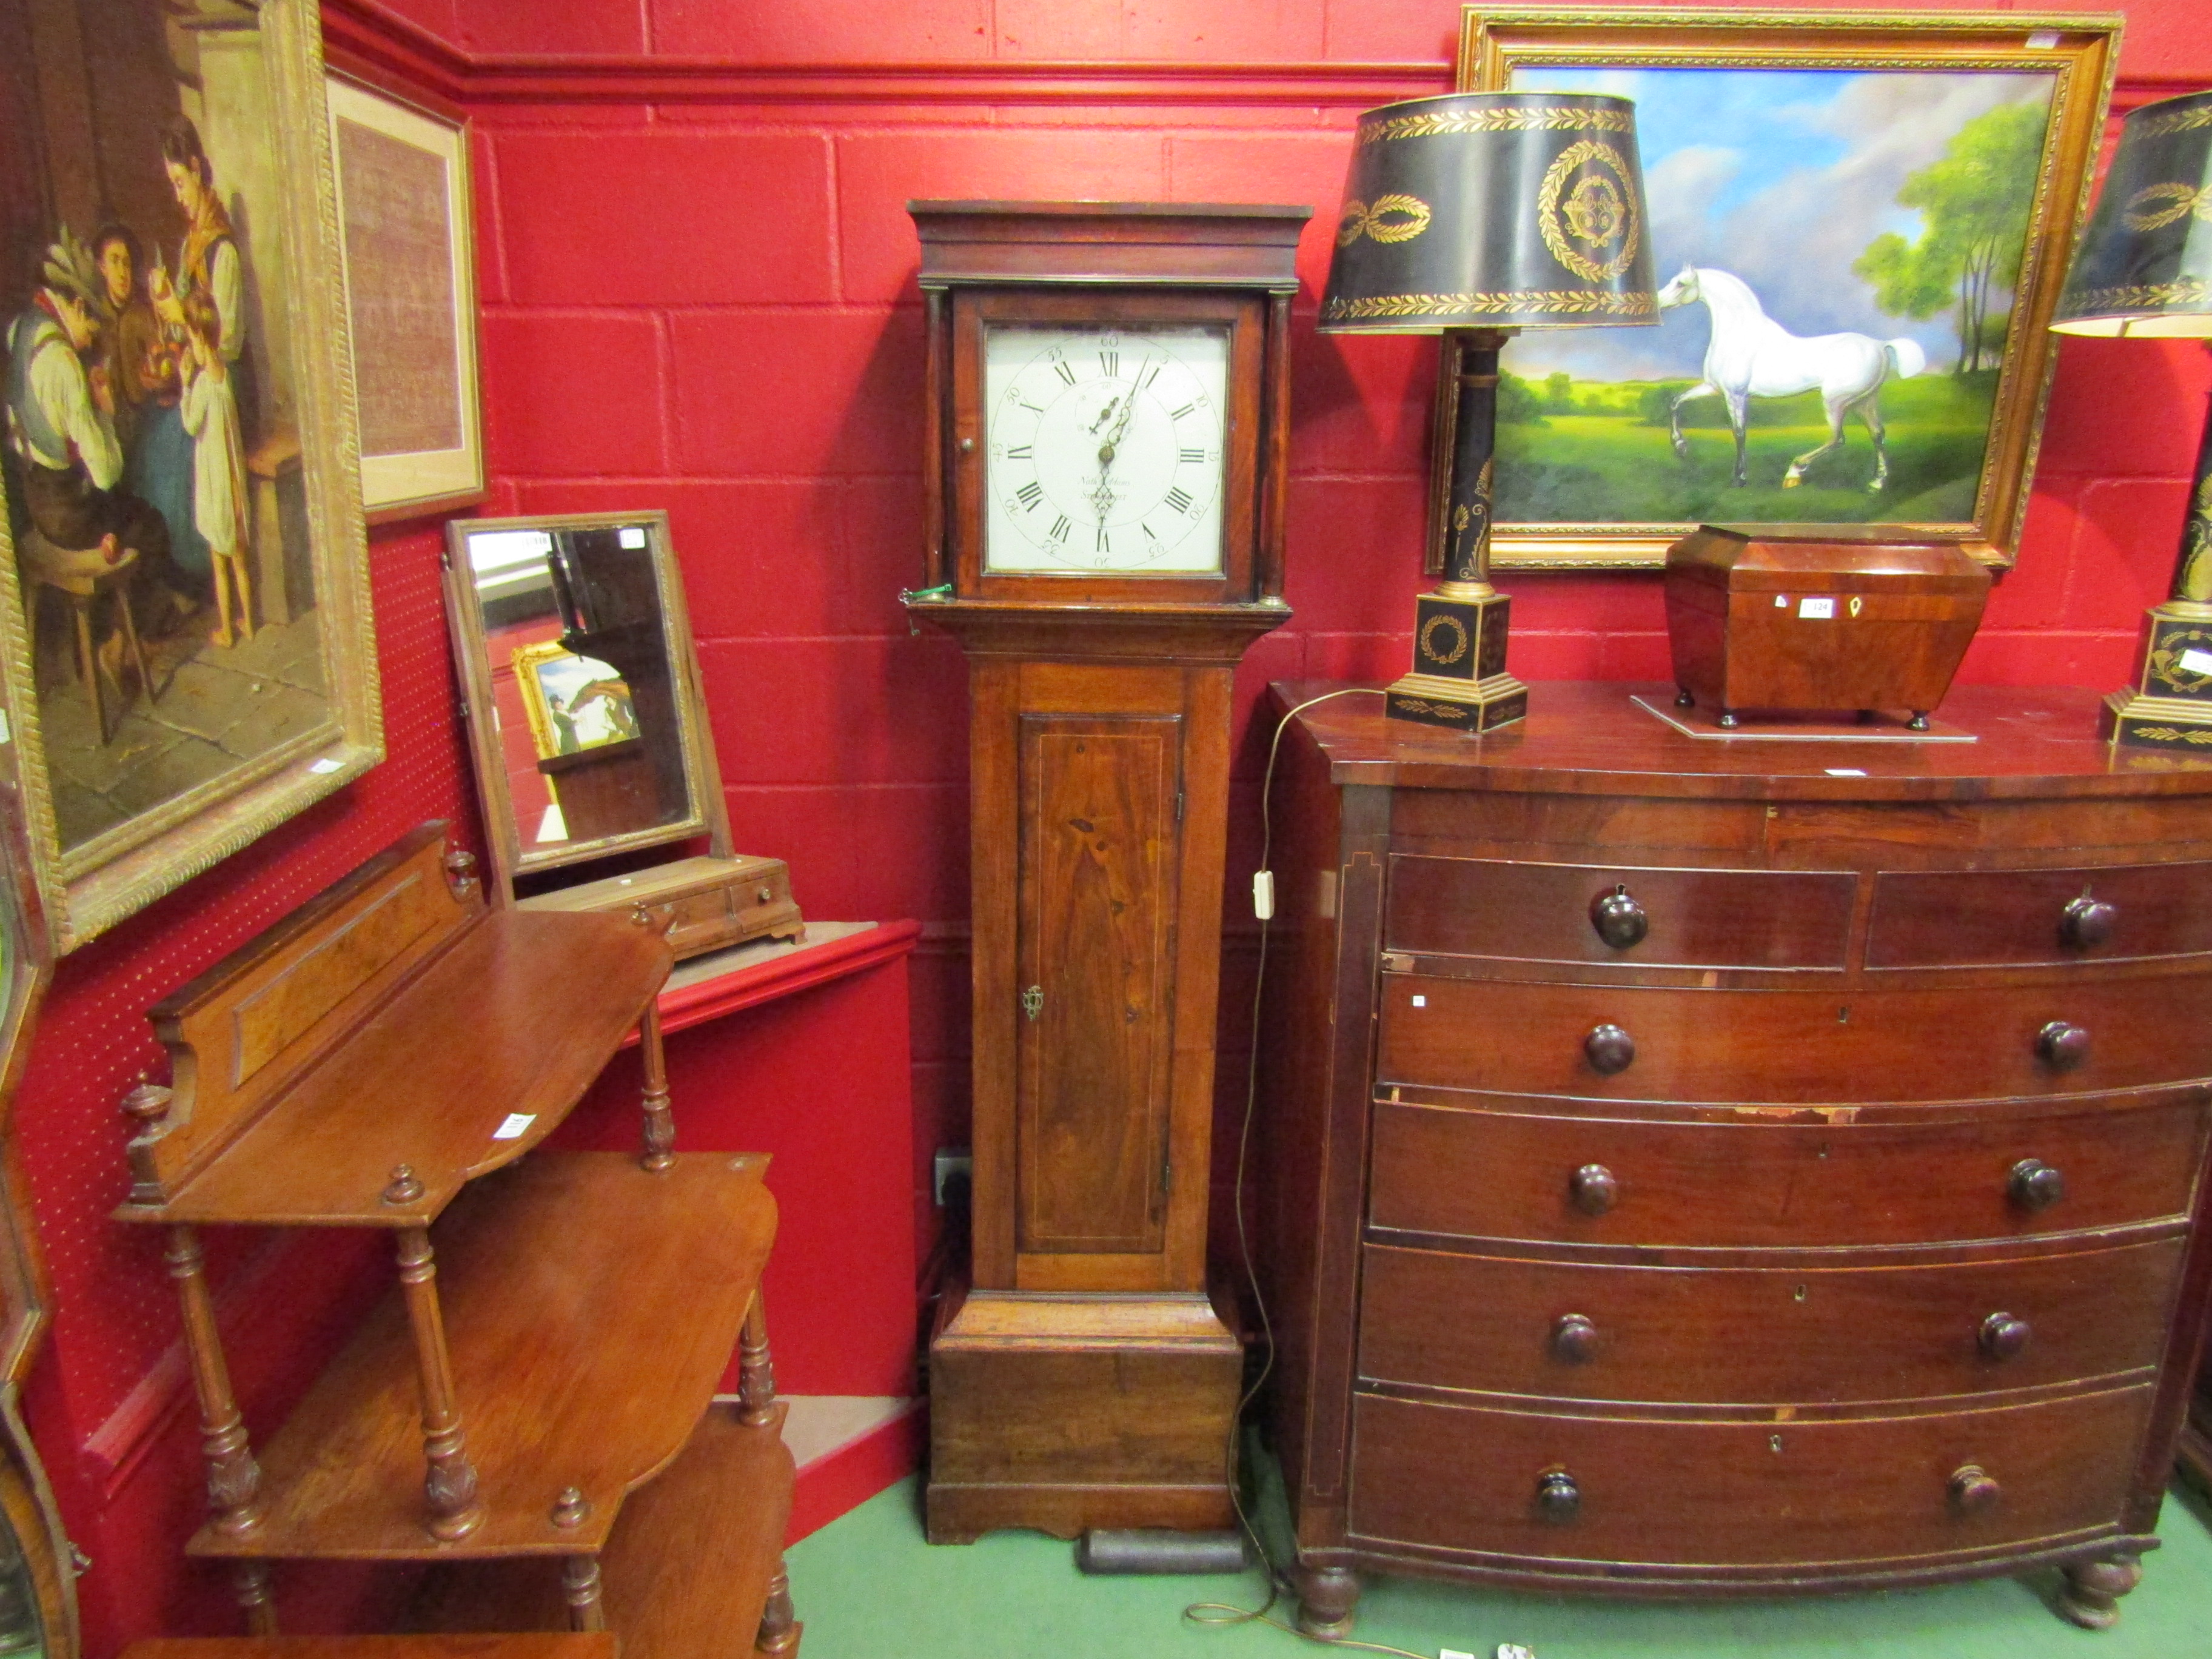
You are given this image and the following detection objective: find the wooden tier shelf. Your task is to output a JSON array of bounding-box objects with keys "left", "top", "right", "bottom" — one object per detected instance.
[
  {"left": 118, "top": 909, "right": 669, "bottom": 1228},
  {"left": 191, "top": 1153, "right": 772, "bottom": 1561},
  {"left": 409, "top": 1402, "right": 799, "bottom": 1659},
  {"left": 118, "top": 826, "right": 801, "bottom": 1647}
]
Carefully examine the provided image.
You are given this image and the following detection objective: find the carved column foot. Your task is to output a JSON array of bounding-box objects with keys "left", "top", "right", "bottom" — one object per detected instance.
[
  {"left": 2059, "top": 1552, "right": 2143, "bottom": 1629},
  {"left": 563, "top": 1554, "right": 608, "bottom": 1632},
  {"left": 232, "top": 1561, "right": 277, "bottom": 1637},
  {"left": 167, "top": 1226, "right": 265, "bottom": 1537},
  {"left": 396, "top": 1228, "right": 486, "bottom": 1541},
  {"left": 738, "top": 1293, "right": 777, "bottom": 1427},
  {"left": 754, "top": 1561, "right": 798, "bottom": 1657},
  {"left": 1293, "top": 1563, "right": 1361, "bottom": 1640}
]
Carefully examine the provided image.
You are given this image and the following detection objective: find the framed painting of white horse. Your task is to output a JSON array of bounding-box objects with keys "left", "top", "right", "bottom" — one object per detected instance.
[{"left": 1447, "top": 8, "right": 2117, "bottom": 571}]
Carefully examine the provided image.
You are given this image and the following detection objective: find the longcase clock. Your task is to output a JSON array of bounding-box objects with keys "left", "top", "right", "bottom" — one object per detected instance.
[{"left": 905, "top": 201, "right": 1308, "bottom": 1543}]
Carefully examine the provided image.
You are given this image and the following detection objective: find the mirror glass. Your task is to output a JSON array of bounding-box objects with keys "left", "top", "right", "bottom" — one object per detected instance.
[{"left": 458, "top": 520, "right": 697, "bottom": 865}]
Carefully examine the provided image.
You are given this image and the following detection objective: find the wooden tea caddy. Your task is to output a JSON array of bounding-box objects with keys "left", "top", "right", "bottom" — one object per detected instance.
[{"left": 1664, "top": 525, "right": 1991, "bottom": 729}]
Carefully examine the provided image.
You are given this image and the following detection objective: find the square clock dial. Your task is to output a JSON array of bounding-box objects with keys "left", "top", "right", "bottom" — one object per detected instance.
[{"left": 983, "top": 322, "right": 1228, "bottom": 575}]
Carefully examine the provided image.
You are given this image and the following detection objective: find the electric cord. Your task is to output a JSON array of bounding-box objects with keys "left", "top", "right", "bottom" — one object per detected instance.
[{"left": 1182, "top": 688, "right": 1428, "bottom": 1658}]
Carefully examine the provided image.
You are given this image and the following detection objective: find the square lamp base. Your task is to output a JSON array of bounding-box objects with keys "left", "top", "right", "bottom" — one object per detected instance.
[
  {"left": 2102, "top": 689, "right": 2212, "bottom": 751},
  {"left": 1386, "top": 670, "right": 1529, "bottom": 732}
]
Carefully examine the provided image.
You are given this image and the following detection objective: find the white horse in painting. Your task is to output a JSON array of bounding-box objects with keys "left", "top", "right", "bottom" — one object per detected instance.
[{"left": 1656, "top": 265, "right": 1927, "bottom": 492}]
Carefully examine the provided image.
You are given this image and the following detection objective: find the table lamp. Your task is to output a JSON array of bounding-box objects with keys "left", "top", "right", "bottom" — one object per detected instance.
[
  {"left": 2049, "top": 88, "right": 2212, "bottom": 749},
  {"left": 1319, "top": 91, "right": 1658, "bottom": 732}
]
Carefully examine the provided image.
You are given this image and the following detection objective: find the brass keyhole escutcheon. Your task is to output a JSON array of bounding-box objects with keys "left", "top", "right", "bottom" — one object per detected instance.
[{"left": 1021, "top": 985, "right": 1044, "bottom": 1022}]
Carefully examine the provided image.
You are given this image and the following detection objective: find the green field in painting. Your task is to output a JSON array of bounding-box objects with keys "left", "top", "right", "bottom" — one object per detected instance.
[{"left": 1494, "top": 370, "right": 1997, "bottom": 526}]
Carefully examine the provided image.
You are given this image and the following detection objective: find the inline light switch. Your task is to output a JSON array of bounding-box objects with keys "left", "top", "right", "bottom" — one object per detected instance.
[{"left": 1253, "top": 869, "right": 1275, "bottom": 920}]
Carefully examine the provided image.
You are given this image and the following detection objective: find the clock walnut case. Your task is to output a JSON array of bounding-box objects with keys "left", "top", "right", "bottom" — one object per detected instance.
[{"left": 905, "top": 201, "right": 1308, "bottom": 1542}]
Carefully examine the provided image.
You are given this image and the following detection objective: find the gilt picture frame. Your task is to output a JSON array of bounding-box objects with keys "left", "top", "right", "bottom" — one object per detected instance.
[
  {"left": 1448, "top": 7, "right": 2120, "bottom": 571},
  {"left": 325, "top": 72, "right": 485, "bottom": 524},
  {"left": 0, "top": 0, "right": 382, "bottom": 951}
]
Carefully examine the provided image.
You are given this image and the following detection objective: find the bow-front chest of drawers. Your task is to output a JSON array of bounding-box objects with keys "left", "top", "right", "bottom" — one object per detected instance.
[{"left": 1257, "top": 682, "right": 2212, "bottom": 1634}]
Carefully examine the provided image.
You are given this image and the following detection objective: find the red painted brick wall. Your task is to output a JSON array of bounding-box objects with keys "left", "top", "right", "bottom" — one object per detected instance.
[{"left": 12, "top": 4, "right": 2210, "bottom": 1654}]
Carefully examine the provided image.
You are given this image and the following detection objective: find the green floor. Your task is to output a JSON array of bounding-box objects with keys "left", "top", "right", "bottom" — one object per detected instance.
[{"left": 788, "top": 1473, "right": 2212, "bottom": 1659}]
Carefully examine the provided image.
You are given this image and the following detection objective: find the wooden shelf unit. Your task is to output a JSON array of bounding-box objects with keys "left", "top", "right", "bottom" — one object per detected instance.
[{"left": 114, "top": 825, "right": 799, "bottom": 1658}]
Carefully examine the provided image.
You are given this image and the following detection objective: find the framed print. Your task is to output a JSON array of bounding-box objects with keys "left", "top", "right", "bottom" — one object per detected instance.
[
  {"left": 1449, "top": 7, "right": 2120, "bottom": 570},
  {"left": 0, "top": 0, "right": 382, "bottom": 950},
  {"left": 512, "top": 640, "right": 642, "bottom": 762},
  {"left": 325, "top": 72, "right": 485, "bottom": 523}
]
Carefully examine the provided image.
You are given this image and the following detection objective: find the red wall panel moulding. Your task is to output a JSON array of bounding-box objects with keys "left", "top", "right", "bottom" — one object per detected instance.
[
  {"left": 321, "top": 0, "right": 473, "bottom": 104},
  {"left": 623, "top": 918, "right": 924, "bottom": 1045}
]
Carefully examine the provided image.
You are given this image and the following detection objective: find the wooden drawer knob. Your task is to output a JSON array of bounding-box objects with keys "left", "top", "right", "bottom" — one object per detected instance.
[
  {"left": 1536, "top": 1470, "right": 1581, "bottom": 1521},
  {"left": 1589, "top": 884, "right": 1649, "bottom": 950},
  {"left": 1552, "top": 1313, "right": 1600, "bottom": 1362},
  {"left": 1949, "top": 1464, "right": 2002, "bottom": 1515},
  {"left": 1569, "top": 1163, "right": 1619, "bottom": 1216},
  {"left": 2036, "top": 1021, "right": 2090, "bottom": 1070},
  {"left": 2059, "top": 896, "right": 2117, "bottom": 950},
  {"left": 1979, "top": 1311, "right": 2032, "bottom": 1361},
  {"left": 1584, "top": 1023, "right": 1636, "bottom": 1075},
  {"left": 2008, "top": 1158, "right": 2066, "bottom": 1212}
]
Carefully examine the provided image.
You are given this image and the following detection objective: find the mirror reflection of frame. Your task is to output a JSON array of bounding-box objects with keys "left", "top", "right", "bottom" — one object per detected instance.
[
  {"left": 443, "top": 512, "right": 802, "bottom": 960},
  {"left": 0, "top": 760, "right": 81, "bottom": 1659}
]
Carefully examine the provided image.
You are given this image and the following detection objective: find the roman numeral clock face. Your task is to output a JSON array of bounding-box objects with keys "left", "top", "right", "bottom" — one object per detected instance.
[{"left": 982, "top": 324, "right": 1228, "bottom": 575}]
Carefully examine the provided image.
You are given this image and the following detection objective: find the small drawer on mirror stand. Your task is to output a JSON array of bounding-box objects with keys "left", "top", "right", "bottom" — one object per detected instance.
[{"left": 519, "top": 853, "right": 804, "bottom": 961}]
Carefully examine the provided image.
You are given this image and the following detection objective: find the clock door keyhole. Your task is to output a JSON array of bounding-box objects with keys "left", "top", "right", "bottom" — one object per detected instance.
[{"left": 1021, "top": 985, "right": 1044, "bottom": 1022}]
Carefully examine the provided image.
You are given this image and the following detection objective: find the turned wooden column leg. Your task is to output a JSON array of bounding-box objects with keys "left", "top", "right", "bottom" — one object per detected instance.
[
  {"left": 562, "top": 1555, "right": 608, "bottom": 1633},
  {"left": 1293, "top": 1562, "right": 1361, "bottom": 1640},
  {"left": 2059, "top": 1551, "right": 2143, "bottom": 1629},
  {"left": 639, "top": 999, "right": 675, "bottom": 1171},
  {"left": 395, "top": 1227, "right": 485, "bottom": 1541},
  {"left": 166, "top": 1226, "right": 264, "bottom": 1538},
  {"left": 737, "top": 1292, "right": 777, "bottom": 1427},
  {"left": 228, "top": 1563, "right": 277, "bottom": 1637},
  {"left": 754, "top": 1560, "right": 797, "bottom": 1657}
]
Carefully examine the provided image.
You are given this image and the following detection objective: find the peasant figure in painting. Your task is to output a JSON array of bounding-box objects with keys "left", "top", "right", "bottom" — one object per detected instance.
[{"left": 1, "top": 0, "right": 331, "bottom": 853}]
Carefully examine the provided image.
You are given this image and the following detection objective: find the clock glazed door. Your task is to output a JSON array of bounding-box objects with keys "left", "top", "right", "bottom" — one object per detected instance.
[
  {"left": 1014, "top": 712, "right": 1182, "bottom": 1273},
  {"left": 950, "top": 287, "right": 1265, "bottom": 606}
]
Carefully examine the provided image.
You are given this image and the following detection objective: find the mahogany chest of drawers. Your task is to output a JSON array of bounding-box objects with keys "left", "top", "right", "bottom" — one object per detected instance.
[{"left": 1257, "top": 682, "right": 2212, "bottom": 1635}]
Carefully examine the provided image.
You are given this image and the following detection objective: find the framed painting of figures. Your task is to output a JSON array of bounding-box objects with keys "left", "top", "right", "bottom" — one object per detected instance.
[
  {"left": 326, "top": 72, "right": 484, "bottom": 523},
  {"left": 0, "top": 0, "right": 381, "bottom": 950},
  {"left": 1449, "top": 8, "right": 2119, "bottom": 571}
]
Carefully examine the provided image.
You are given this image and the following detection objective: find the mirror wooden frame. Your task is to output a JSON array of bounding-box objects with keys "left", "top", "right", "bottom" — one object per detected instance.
[{"left": 442, "top": 511, "right": 802, "bottom": 957}]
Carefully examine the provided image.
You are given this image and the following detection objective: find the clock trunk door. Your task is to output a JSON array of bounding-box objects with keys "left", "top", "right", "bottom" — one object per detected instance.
[{"left": 1014, "top": 712, "right": 1182, "bottom": 1264}]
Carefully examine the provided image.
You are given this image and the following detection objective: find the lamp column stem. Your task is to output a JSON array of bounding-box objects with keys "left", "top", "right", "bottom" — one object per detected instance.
[
  {"left": 1384, "top": 327, "right": 1529, "bottom": 732},
  {"left": 2167, "top": 377, "right": 2212, "bottom": 606},
  {"left": 1443, "top": 328, "right": 1507, "bottom": 591},
  {"left": 2103, "top": 355, "right": 2212, "bottom": 748}
]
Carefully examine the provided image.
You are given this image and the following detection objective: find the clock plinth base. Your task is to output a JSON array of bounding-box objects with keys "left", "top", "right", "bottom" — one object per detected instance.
[
  {"left": 924, "top": 1283, "right": 1241, "bottom": 1544},
  {"left": 1386, "top": 669, "right": 1530, "bottom": 733}
]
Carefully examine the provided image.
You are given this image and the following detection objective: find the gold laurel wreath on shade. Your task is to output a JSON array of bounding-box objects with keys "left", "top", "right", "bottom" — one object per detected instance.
[
  {"left": 1537, "top": 140, "right": 1640, "bottom": 283},
  {"left": 1356, "top": 104, "right": 1632, "bottom": 146},
  {"left": 2124, "top": 183, "right": 2212, "bottom": 234},
  {"left": 1318, "top": 289, "right": 1658, "bottom": 321},
  {"left": 1336, "top": 195, "right": 1433, "bottom": 247},
  {"left": 2143, "top": 105, "right": 2212, "bottom": 138}
]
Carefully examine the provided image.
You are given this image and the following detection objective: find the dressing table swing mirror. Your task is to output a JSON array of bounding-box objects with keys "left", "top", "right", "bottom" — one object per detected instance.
[{"left": 443, "top": 513, "right": 802, "bottom": 959}]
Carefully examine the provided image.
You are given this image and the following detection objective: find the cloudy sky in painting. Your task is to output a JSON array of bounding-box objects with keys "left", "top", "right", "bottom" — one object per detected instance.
[{"left": 1500, "top": 67, "right": 2055, "bottom": 382}]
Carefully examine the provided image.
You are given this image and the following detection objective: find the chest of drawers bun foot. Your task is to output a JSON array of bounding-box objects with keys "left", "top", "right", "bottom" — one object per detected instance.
[
  {"left": 2059, "top": 1552, "right": 2147, "bottom": 1629},
  {"left": 1257, "top": 683, "right": 2212, "bottom": 1638}
]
